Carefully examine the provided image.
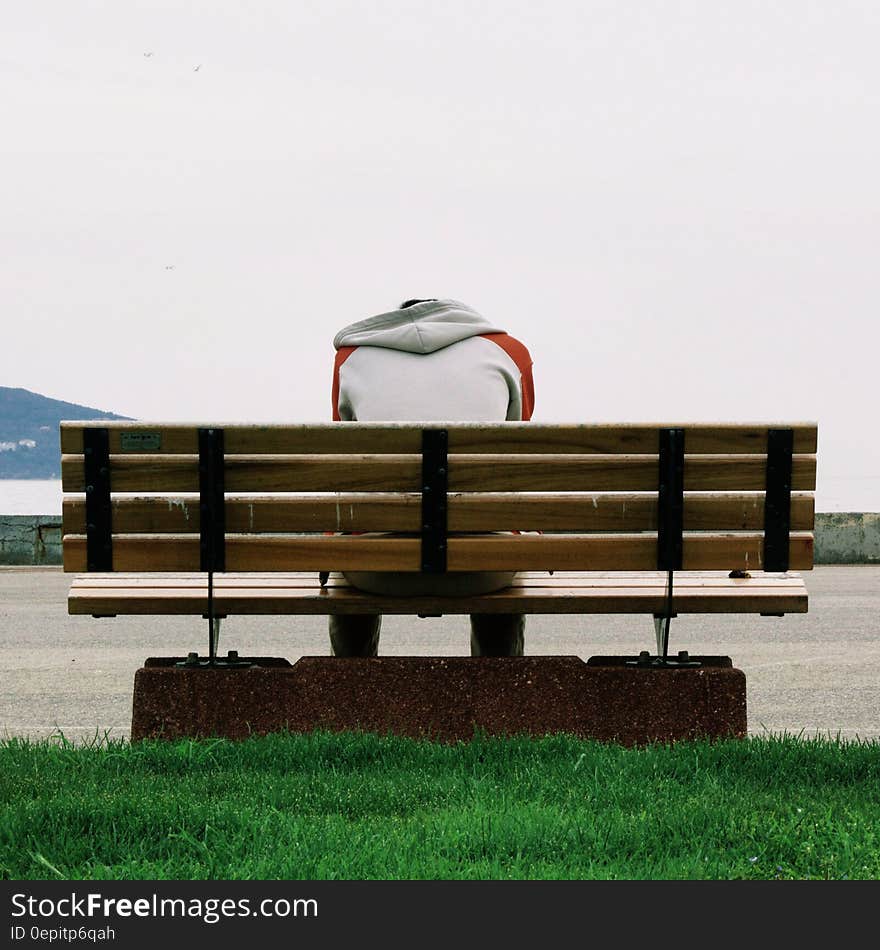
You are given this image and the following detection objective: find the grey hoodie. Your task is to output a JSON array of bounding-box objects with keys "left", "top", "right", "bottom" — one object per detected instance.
[
  {"left": 332, "top": 299, "right": 534, "bottom": 422},
  {"left": 331, "top": 299, "right": 535, "bottom": 596}
]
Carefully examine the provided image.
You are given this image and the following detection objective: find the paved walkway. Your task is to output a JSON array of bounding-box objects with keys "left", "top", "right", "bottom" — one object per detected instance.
[{"left": 1, "top": 565, "right": 878, "bottom": 742}]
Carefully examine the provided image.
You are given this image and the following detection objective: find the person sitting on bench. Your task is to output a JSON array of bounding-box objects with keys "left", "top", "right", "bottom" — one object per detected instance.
[{"left": 329, "top": 297, "right": 536, "bottom": 658}]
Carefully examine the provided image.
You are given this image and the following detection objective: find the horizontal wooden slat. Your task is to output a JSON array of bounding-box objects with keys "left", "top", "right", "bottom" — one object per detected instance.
[
  {"left": 444, "top": 534, "right": 814, "bottom": 572},
  {"left": 60, "top": 422, "right": 819, "bottom": 456},
  {"left": 61, "top": 453, "right": 818, "bottom": 493},
  {"left": 70, "top": 570, "right": 810, "bottom": 589},
  {"left": 67, "top": 570, "right": 809, "bottom": 616},
  {"left": 62, "top": 492, "right": 816, "bottom": 534},
  {"left": 62, "top": 532, "right": 814, "bottom": 573}
]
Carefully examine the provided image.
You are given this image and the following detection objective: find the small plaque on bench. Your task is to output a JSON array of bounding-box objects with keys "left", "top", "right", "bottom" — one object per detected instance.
[{"left": 120, "top": 432, "right": 162, "bottom": 452}]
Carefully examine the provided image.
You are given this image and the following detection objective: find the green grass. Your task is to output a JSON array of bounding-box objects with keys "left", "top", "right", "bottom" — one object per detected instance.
[{"left": 2, "top": 731, "right": 879, "bottom": 880}]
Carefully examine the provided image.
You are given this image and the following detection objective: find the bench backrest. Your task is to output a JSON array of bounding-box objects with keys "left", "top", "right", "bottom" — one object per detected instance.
[{"left": 60, "top": 422, "right": 817, "bottom": 574}]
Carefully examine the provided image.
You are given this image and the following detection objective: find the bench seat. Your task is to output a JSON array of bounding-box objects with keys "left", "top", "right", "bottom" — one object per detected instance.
[{"left": 68, "top": 570, "right": 808, "bottom": 617}]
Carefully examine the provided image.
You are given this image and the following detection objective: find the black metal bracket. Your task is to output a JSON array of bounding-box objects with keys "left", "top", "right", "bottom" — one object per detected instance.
[
  {"left": 421, "top": 429, "right": 448, "bottom": 573},
  {"left": 656, "top": 428, "right": 684, "bottom": 658},
  {"left": 198, "top": 427, "right": 226, "bottom": 663},
  {"left": 83, "top": 427, "right": 112, "bottom": 571},
  {"left": 175, "top": 649, "right": 253, "bottom": 669},
  {"left": 625, "top": 649, "right": 702, "bottom": 669},
  {"left": 764, "top": 428, "right": 793, "bottom": 572},
  {"left": 657, "top": 428, "right": 684, "bottom": 572},
  {"left": 199, "top": 427, "right": 226, "bottom": 573}
]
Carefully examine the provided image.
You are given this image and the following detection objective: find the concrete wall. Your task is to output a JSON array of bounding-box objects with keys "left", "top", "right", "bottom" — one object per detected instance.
[
  {"left": 814, "top": 512, "right": 880, "bottom": 564},
  {"left": 0, "top": 516, "right": 63, "bottom": 566},
  {"left": 2, "top": 513, "right": 878, "bottom": 566}
]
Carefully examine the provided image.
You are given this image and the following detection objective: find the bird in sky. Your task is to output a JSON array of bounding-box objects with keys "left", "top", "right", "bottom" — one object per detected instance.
[
  {"left": 143, "top": 52, "right": 153, "bottom": 57},
  {"left": 165, "top": 265, "right": 175, "bottom": 270},
  {"left": 193, "top": 64, "right": 201, "bottom": 71}
]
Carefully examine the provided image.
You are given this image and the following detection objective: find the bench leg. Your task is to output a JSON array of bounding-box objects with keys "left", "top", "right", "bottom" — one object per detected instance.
[
  {"left": 639, "top": 615, "right": 698, "bottom": 669},
  {"left": 654, "top": 615, "right": 669, "bottom": 657},
  {"left": 211, "top": 617, "right": 222, "bottom": 656}
]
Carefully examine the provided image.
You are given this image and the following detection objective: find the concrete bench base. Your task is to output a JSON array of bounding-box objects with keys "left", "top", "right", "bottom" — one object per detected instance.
[{"left": 130, "top": 655, "right": 747, "bottom": 745}]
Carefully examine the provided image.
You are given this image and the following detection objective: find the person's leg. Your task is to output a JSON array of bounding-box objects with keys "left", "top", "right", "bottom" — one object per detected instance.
[
  {"left": 470, "top": 614, "right": 525, "bottom": 657},
  {"left": 329, "top": 614, "right": 382, "bottom": 657}
]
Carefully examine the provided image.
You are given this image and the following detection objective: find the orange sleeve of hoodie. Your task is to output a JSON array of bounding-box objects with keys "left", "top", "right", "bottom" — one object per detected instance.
[
  {"left": 479, "top": 333, "right": 535, "bottom": 420},
  {"left": 331, "top": 346, "right": 357, "bottom": 421}
]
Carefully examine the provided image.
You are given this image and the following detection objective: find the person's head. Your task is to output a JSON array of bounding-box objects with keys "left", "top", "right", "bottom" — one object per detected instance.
[{"left": 399, "top": 298, "right": 437, "bottom": 309}]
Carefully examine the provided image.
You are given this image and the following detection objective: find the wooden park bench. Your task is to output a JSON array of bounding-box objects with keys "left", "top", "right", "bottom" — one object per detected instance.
[{"left": 61, "top": 420, "right": 816, "bottom": 672}]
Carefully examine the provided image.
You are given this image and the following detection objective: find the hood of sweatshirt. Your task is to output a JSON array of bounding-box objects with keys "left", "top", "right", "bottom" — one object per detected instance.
[{"left": 333, "top": 299, "right": 503, "bottom": 355}]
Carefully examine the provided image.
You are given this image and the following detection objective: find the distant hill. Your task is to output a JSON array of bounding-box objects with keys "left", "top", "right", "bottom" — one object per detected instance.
[{"left": 0, "top": 387, "right": 132, "bottom": 478}]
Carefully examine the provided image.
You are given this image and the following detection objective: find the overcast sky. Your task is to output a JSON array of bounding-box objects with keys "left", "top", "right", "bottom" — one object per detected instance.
[{"left": 2, "top": 1, "right": 878, "bottom": 510}]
